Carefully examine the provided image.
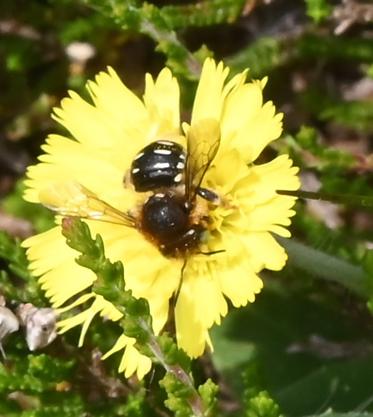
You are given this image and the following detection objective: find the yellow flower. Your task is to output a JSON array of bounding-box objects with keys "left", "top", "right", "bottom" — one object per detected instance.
[{"left": 22, "top": 58, "right": 299, "bottom": 379}]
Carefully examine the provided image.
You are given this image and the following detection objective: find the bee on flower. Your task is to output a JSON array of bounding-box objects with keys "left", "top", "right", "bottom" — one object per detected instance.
[{"left": 22, "top": 58, "right": 300, "bottom": 379}]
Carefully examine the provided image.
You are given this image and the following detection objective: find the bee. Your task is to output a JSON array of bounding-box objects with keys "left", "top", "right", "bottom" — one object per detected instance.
[{"left": 42, "top": 120, "right": 221, "bottom": 258}]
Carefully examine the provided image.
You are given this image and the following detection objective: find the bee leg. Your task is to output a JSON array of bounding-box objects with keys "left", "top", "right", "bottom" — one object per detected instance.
[
  {"left": 173, "top": 259, "right": 187, "bottom": 306},
  {"left": 160, "top": 226, "right": 204, "bottom": 257},
  {"left": 197, "top": 249, "right": 225, "bottom": 256},
  {"left": 169, "top": 259, "right": 187, "bottom": 333}
]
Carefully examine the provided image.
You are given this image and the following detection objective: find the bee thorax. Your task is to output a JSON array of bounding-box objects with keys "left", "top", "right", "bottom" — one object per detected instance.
[{"left": 130, "top": 141, "right": 186, "bottom": 192}]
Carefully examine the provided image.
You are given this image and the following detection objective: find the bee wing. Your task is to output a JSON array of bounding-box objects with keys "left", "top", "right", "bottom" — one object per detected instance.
[
  {"left": 185, "top": 119, "right": 220, "bottom": 204},
  {"left": 39, "top": 181, "right": 135, "bottom": 227}
]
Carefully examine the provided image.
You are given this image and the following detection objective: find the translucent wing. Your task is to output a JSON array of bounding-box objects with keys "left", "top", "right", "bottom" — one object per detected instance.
[
  {"left": 39, "top": 181, "right": 136, "bottom": 227},
  {"left": 185, "top": 119, "right": 220, "bottom": 204}
]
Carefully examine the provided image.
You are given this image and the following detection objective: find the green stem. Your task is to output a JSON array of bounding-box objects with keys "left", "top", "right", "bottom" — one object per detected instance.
[
  {"left": 62, "top": 219, "right": 207, "bottom": 416},
  {"left": 139, "top": 319, "right": 204, "bottom": 417},
  {"left": 278, "top": 237, "right": 369, "bottom": 298},
  {"left": 139, "top": 20, "right": 201, "bottom": 78},
  {"left": 84, "top": 0, "right": 201, "bottom": 79},
  {"left": 278, "top": 189, "right": 373, "bottom": 209}
]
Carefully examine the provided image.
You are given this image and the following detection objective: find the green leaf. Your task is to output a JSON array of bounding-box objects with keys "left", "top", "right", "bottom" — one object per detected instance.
[
  {"left": 297, "top": 35, "right": 373, "bottom": 63},
  {"left": 62, "top": 218, "right": 210, "bottom": 416},
  {"left": 160, "top": 0, "right": 246, "bottom": 30},
  {"left": 228, "top": 37, "right": 282, "bottom": 78},
  {"left": 245, "top": 391, "right": 283, "bottom": 417},
  {"left": 83, "top": 0, "right": 202, "bottom": 80},
  {"left": 278, "top": 238, "right": 370, "bottom": 298},
  {"left": 160, "top": 373, "right": 196, "bottom": 417},
  {"left": 198, "top": 379, "right": 218, "bottom": 417},
  {"left": 0, "top": 231, "right": 30, "bottom": 281},
  {"left": 0, "top": 231, "right": 44, "bottom": 303},
  {"left": 211, "top": 282, "right": 373, "bottom": 416},
  {"left": 305, "top": 0, "right": 332, "bottom": 24}
]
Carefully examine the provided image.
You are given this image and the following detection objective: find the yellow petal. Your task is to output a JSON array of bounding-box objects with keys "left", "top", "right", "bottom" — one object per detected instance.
[
  {"left": 57, "top": 309, "right": 94, "bottom": 341},
  {"left": 102, "top": 334, "right": 128, "bottom": 359},
  {"left": 241, "top": 232, "right": 288, "bottom": 272},
  {"left": 23, "top": 134, "right": 134, "bottom": 208},
  {"left": 56, "top": 293, "right": 95, "bottom": 314},
  {"left": 191, "top": 58, "right": 230, "bottom": 124},
  {"left": 144, "top": 67, "right": 180, "bottom": 140},
  {"left": 53, "top": 68, "right": 150, "bottom": 168},
  {"left": 246, "top": 195, "right": 297, "bottom": 234},
  {"left": 206, "top": 148, "right": 249, "bottom": 191},
  {"left": 246, "top": 155, "right": 300, "bottom": 205},
  {"left": 53, "top": 92, "right": 119, "bottom": 149},
  {"left": 121, "top": 342, "right": 152, "bottom": 379},
  {"left": 221, "top": 81, "right": 263, "bottom": 141},
  {"left": 221, "top": 78, "right": 283, "bottom": 162},
  {"left": 175, "top": 259, "right": 228, "bottom": 357},
  {"left": 57, "top": 294, "right": 122, "bottom": 346},
  {"left": 22, "top": 226, "right": 96, "bottom": 307},
  {"left": 175, "top": 292, "right": 208, "bottom": 358},
  {"left": 185, "top": 260, "right": 228, "bottom": 328},
  {"left": 87, "top": 67, "right": 147, "bottom": 132},
  {"left": 103, "top": 334, "right": 152, "bottom": 379},
  {"left": 218, "top": 259, "right": 263, "bottom": 307},
  {"left": 87, "top": 220, "right": 182, "bottom": 335}
]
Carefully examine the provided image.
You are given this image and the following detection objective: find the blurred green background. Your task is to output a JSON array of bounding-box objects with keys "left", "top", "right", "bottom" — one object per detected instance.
[{"left": 0, "top": 1, "right": 373, "bottom": 416}]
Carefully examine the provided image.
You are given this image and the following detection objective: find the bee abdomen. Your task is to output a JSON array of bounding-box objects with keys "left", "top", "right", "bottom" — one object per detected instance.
[{"left": 141, "top": 194, "right": 188, "bottom": 240}]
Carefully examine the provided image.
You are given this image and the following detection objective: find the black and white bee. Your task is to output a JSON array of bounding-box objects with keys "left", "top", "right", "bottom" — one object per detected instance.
[{"left": 44, "top": 120, "right": 221, "bottom": 258}]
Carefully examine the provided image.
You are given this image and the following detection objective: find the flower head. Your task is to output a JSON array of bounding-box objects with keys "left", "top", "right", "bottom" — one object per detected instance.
[{"left": 22, "top": 58, "right": 299, "bottom": 379}]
